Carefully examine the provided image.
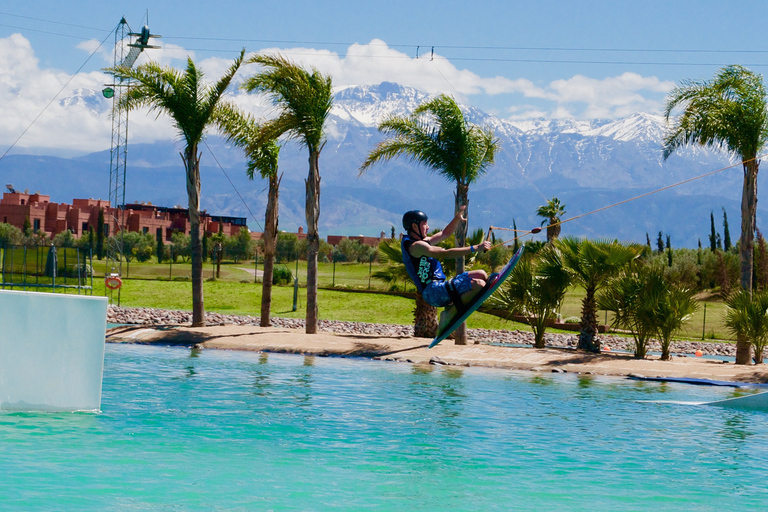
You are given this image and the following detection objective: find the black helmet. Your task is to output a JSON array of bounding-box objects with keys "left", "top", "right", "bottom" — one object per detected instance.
[{"left": 402, "top": 210, "right": 428, "bottom": 231}]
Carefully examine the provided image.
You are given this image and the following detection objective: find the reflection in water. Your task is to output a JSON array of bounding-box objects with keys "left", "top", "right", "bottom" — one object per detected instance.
[
  {"left": 411, "top": 364, "right": 434, "bottom": 376},
  {"left": 291, "top": 357, "right": 314, "bottom": 407},
  {"left": 719, "top": 414, "right": 755, "bottom": 442},
  {"left": 528, "top": 375, "right": 555, "bottom": 387},
  {"left": 251, "top": 354, "right": 271, "bottom": 397},
  {"left": 407, "top": 364, "right": 467, "bottom": 429},
  {"left": 576, "top": 374, "right": 595, "bottom": 389}
]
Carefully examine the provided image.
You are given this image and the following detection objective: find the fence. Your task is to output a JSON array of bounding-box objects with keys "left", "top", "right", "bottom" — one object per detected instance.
[{"left": 0, "top": 244, "right": 94, "bottom": 294}]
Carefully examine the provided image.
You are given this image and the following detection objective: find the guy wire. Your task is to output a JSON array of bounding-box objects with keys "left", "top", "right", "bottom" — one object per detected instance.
[
  {"left": 488, "top": 156, "right": 761, "bottom": 248},
  {"left": 203, "top": 140, "right": 265, "bottom": 233}
]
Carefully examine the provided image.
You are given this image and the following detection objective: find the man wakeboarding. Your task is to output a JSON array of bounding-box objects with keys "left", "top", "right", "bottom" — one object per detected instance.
[{"left": 401, "top": 207, "right": 491, "bottom": 332}]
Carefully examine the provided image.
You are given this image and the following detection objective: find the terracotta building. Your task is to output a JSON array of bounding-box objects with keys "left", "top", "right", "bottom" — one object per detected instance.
[
  {"left": 1, "top": 190, "right": 389, "bottom": 248},
  {"left": 0, "top": 191, "right": 250, "bottom": 244}
]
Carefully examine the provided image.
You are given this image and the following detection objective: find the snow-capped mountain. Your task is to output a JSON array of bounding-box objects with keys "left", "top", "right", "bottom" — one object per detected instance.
[{"left": 2, "top": 82, "right": 760, "bottom": 247}]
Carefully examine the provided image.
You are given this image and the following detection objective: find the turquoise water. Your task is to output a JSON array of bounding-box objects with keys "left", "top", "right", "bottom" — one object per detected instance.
[{"left": 2, "top": 345, "right": 767, "bottom": 511}]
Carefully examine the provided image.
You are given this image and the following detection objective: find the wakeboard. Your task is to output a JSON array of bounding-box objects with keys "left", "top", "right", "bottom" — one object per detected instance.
[{"left": 429, "top": 246, "right": 524, "bottom": 348}]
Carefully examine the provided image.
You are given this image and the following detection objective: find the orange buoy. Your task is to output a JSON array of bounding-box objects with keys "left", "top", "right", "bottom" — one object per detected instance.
[
  {"left": 602, "top": 346, "right": 611, "bottom": 352},
  {"left": 695, "top": 350, "right": 703, "bottom": 357},
  {"left": 105, "top": 276, "right": 122, "bottom": 290}
]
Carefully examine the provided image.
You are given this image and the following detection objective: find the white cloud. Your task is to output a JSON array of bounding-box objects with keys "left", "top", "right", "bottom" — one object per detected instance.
[
  {"left": 506, "top": 72, "right": 675, "bottom": 120},
  {"left": 249, "top": 39, "right": 523, "bottom": 97},
  {"left": 0, "top": 35, "right": 680, "bottom": 155}
]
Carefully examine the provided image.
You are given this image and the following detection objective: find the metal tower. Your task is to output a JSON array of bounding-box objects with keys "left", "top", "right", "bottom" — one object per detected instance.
[
  {"left": 105, "top": 18, "right": 159, "bottom": 215},
  {"left": 102, "top": 18, "right": 159, "bottom": 301}
]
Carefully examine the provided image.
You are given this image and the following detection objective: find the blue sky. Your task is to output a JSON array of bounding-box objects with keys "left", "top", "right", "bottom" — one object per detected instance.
[{"left": 1, "top": 0, "right": 768, "bottom": 153}]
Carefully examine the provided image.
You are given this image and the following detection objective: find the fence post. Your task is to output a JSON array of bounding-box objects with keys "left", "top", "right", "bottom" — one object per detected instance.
[{"left": 702, "top": 303, "right": 707, "bottom": 340}]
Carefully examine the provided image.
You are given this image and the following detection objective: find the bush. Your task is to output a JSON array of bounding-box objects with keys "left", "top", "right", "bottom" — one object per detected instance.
[{"left": 272, "top": 266, "right": 293, "bottom": 285}]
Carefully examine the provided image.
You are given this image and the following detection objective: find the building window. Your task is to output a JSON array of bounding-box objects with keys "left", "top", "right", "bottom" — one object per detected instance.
[
  {"left": 156, "top": 227, "right": 162, "bottom": 238},
  {"left": 82, "top": 222, "right": 88, "bottom": 233},
  {"left": 33, "top": 219, "right": 40, "bottom": 231},
  {"left": 143, "top": 227, "right": 149, "bottom": 234},
  {"left": 104, "top": 224, "right": 109, "bottom": 236}
]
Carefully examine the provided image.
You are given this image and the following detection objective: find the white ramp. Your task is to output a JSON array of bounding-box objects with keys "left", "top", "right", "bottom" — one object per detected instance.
[
  {"left": 0, "top": 290, "right": 108, "bottom": 412},
  {"left": 706, "top": 390, "right": 768, "bottom": 411}
]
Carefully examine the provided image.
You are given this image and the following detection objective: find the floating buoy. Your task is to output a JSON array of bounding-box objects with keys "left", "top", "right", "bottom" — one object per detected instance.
[
  {"left": 602, "top": 346, "right": 611, "bottom": 352},
  {"left": 695, "top": 350, "right": 703, "bottom": 357},
  {"left": 105, "top": 275, "right": 122, "bottom": 290}
]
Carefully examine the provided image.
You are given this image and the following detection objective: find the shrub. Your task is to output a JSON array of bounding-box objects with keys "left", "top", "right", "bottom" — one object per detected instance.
[{"left": 272, "top": 266, "right": 293, "bottom": 285}]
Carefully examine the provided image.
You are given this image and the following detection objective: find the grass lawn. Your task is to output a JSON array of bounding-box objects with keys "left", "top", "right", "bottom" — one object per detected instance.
[{"left": 6, "top": 257, "right": 735, "bottom": 342}]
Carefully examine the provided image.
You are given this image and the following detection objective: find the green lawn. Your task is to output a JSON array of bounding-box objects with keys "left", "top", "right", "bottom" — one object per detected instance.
[{"left": 3, "top": 257, "right": 735, "bottom": 341}]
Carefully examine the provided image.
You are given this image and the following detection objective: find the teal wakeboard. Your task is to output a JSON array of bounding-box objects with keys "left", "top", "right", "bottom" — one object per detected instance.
[{"left": 429, "top": 246, "right": 524, "bottom": 348}]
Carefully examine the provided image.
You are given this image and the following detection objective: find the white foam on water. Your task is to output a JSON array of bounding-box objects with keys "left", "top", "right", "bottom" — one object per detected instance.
[{"left": 0, "top": 290, "right": 107, "bottom": 412}]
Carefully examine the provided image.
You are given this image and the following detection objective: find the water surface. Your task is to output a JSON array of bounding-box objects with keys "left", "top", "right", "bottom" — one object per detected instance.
[{"left": 1, "top": 344, "right": 766, "bottom": 511}]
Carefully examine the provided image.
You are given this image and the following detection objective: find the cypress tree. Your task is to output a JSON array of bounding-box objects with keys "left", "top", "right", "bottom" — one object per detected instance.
[
  {"left": 657, "top": 231, "right": 664, "bottom": 253},
  {"left": 156, "top": 229, "right": 164, "bottom": 263},
  {"left": 512, "top": 219, "right": 519, "bottom": 253},
  {"left": 202, "top": 232, "right": 210, "bottom": 263},
  {"left": 722, "top": 207, "right": 731, "bottom": 251},
  {"left": 709, "top": 211, "right": 717, "bottom": 252},
  {"left": 646, "top": 232, "right": 652, "bottom": 249},
  {"left": 666, "top": 234, "right": 672, "bottom": 266},
  {"left": 96, "top": 208, "right": 105, "bottom": 260},
  {"left": 22, "top": 216, "right": 31, "bottom": 237}
]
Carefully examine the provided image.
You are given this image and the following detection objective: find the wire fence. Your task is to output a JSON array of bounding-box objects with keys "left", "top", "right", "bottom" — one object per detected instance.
[{"left": 0, "top": 244, "right": 94, "bottom": 294}]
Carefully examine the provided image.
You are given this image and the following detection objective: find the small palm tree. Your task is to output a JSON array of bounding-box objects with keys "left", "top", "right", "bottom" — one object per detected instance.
[
  {"left": 214, "top": 106, "right": 282, "bottom": 327},
  {"left": 725, "top": 289, "right": 768, "bottom": 364},
  {"left": 599, "top": 265, "right": 697, "bottom": 359},
  {"left": 242, "top": 53, "right": 333, "bottom": 334},
  {"left": 360, "top": 94, "right": 498, "bottom": 344},
  {"left": 556, "top": 237, "right": 644, "bottom": 352},
  {"left": 492, "top": 247, "right": 570, "bottom": 348},
  {"left": 106, "top": 50, "right": 245, "bottom": 326},
  {"left": 536, "top": 197, "right": 566, "bottom": 242},
  {"left": 663, "top": 65, "right": 768, "bottom": 364}
]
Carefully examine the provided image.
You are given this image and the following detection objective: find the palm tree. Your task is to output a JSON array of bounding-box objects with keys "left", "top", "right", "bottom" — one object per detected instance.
[
  {"left": 106, "top": 50, "right": 245, "bottom": 326},
  {"left": 599, "top": 265, "right": 697, "bottom": 360},
  {"left": 663, "top": 65, "right": 768, "bottom": 364},
  {"left": 492, "top": 247, "right": 570, "bottom": 348},
  {"left": 725, "top": 289, "right": 768, "bottom": 364},
  {"left": 556, "top": 237, "right": 644, "bottom": 352},
  {"left": 536, "top": 197, "right": 566, "bottom": 242},
  {"left": 214, "top": 107, "right": 282, "bottom": 327},
  {"left": 242, "top": 53, "right": 333, "bottom": 334},
  {"left": 360, "top": 94, "right": 499, "bottom": 344}
]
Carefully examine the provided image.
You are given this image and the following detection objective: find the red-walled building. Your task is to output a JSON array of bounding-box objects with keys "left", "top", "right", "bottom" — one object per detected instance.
[
  {"left": 0, "top": 191, "right": 252, "bottom": 243},
  {"left": 1, "top": 191, "right": 389, "bottom": 248}
]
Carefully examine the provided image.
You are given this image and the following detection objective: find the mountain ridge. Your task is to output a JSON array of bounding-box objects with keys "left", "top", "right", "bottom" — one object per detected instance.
[{"left": 0, "top": 81, "right": 761, "bottom": 248}]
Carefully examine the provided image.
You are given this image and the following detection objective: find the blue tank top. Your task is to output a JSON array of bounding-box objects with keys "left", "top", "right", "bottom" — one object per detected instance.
[{"left": 401, "top": 235, "right": 446, "bottom": 293}]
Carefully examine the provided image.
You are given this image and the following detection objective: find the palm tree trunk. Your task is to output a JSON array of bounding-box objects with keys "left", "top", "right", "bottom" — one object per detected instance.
[
  {"left": 305, "top": 150, "right": 321, "bottom": 334},
  {"left": 578, "top": 286, "right": 598, "bottom": 352},
  {"left": 737, "top": 158, "right": 759, "bottom": 364},
  {"left": 414, "top": 292, "right": 438, "bottom": 338},
  {"left": 183, "top": 147, "right": 205, "bottom": 327},
  {"left": 740, "top": 159, "right": 758, "bottom": 293},
  {"left": 736, "top": 334, "right": 753, "bottom": 365},
  {"left": 260, "top": 174, "right": 280, "bottom": 327},
  {"left": 454, "top": 185, "right": 469, "bottom": 345}
]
